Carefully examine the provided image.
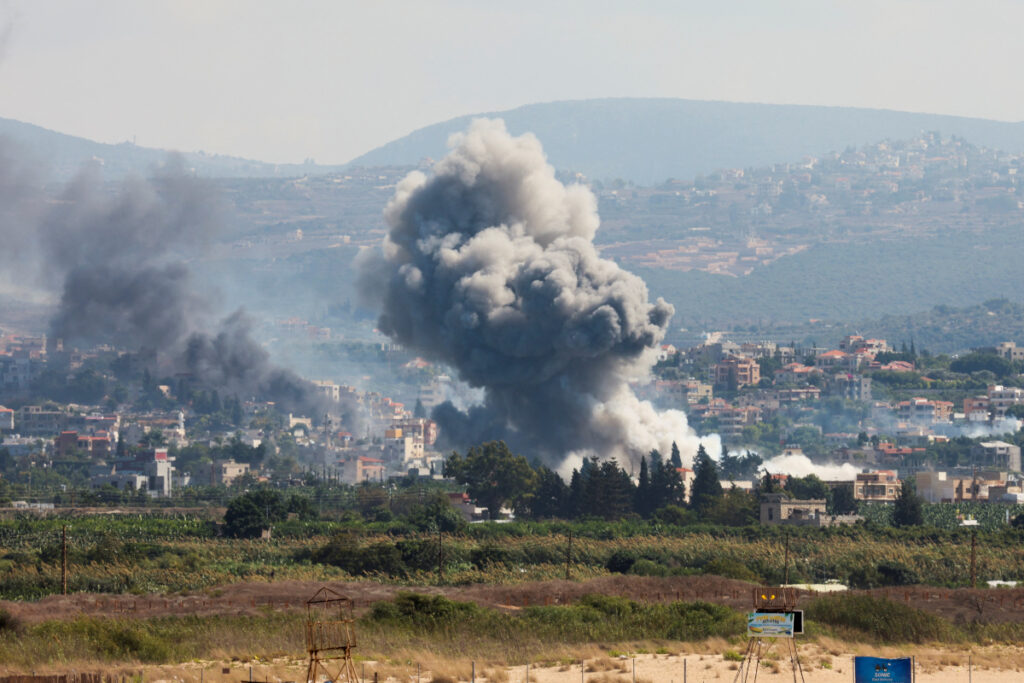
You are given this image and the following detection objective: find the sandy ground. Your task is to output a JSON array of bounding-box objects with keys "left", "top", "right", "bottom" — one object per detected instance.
[{"left": 15, "top": 646, "right": 1024, "bottom": 683}]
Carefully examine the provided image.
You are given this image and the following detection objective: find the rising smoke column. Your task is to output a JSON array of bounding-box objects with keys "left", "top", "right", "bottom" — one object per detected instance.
[
  {"left": 0, "top": 142, "right": 344, "bottom": 417},
  {"left": 40, "top": 157, "right": 219, "bottom": 350},
  {"left": 360, "top": 119, "right": 711, "bottom": 467}
]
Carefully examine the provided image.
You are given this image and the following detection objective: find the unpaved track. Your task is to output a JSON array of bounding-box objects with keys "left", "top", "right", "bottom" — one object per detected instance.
[{"left": 4, "top": 575, "right": 1023, "bottom": 624}]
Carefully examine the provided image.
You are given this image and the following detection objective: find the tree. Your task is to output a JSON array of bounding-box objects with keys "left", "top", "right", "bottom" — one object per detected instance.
[
  {"left": 720, "top": 451, "right": 763, "bottom": 479},
  {"left": 224, "top": 489, "right": 288, "bottom": 538},
  {"left": 414, "top": 399, "right": 427, "bottom": 419},
  {"left": 705, "top": 487, "right": 759, "bottom": 526},
  {"left": 670, "top": 442, "right": 683, "bottom": 469},
  {"left": 689, "top": 445, "right": 723, "bottom": 514},
  {"left": 444, "top": 441, "right": 537, "bottom": 519},
  {"left": 786, "top": 474, "right": 828, "bottom": 501},
  {"left": 635, "top": 455, "right": 652, "bottom": 517},
  {"left": 529, "top": 466, "right": 569, "bottom": 519},
  {"left": 139, "top": 429, "right": 167, "bottom": 448},
  {"left": 586, "top": 459, "right": 635, "bottom": 519},
  {"left": 893, "top": 479, "right": 924, "bottom": 527},
  {"left": 650, "top": 455, "right": 685, "bottom": 511},
  {"left": 828, "top": 484, "right": 858, "bottom": 515}
]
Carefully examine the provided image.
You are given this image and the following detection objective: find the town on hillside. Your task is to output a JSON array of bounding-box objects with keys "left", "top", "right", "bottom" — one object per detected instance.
[{"left": 2, "top": 327, "right": 1024, "bottom": 529}]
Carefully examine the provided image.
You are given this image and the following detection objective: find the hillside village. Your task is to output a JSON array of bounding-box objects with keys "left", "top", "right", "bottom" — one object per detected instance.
[
  {"left": 597, "top": 132, "right": 1024, "bottom": 274},
  {"left": 3, "top": 324, "right": 1024, "bottom": 526}
]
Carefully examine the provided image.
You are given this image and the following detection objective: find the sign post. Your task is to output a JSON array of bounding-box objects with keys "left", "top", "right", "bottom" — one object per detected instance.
[
  {"left": 853, "top": 656, "right": 913, "bottom": 683},
  {"left": 732, "top": 587, "right": 805, "bottom": 683}
]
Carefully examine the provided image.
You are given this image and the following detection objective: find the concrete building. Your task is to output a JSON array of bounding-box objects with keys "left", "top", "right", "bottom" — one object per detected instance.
[
  {"left": 16, "top": 405, "right": 67, "bottom": 436},
  {"left": 710, "top": 355, "right": 761, "bottom": 387},
  {"left": 896, "top": 398, "right": 953, "bottom": 424},
  {"left": 972, "top": 441, "right": 1021, "bottom": 472},
  {"left": 759, "top": 494, "right": 858, "bottom": 526},
  {"left": 987, "top": 385, "right": 1024, "bottom": 417},
  {"left": 55, "top": 430, "right": 112, "bottom": 459},
  {"left": 90, "top": 448, "right": 174, "bottom": 497},
  {"left": 761, "top": 494, "right": 825, "bottom": 525},
  {"left": 829, "top": 374, "right": 872, "bottom": 401},
  {"left": 854, "top": 470, "right": 901, "bottom": 502},
  {"left": 311, "top": 380, "right": 341, "bottom": 403},
  {"left": 996, "top": 341, "right": 1024, "bottom": 363},
  {"left": 393, "top": 418, "right": 439, "bottom": 446},
  {"left": 341, "top": 455, "right": 386, "bottom": 484},
  {"left": 915, "top": 470, "right": 1017, "bottom": 503},
  {"left": 212, "top": 459, "right": 250, "bottom": 486}
]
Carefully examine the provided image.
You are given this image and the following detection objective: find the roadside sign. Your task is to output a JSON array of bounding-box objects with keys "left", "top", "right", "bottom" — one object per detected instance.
[
  {"left": 746, "top": 611, "right": 795, "bottom": 637},
  {"left": 854, "top": 656, "right": 912, "bottom": 683}
]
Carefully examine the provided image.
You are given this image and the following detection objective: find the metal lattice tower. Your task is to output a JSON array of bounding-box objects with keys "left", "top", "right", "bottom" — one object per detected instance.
[{"left": 305, "top": 587, "right": 359, "bottom": 683}]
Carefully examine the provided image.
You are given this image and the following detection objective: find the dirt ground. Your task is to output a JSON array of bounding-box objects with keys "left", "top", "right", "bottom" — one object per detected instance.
[
  {"left": 3, "top": 575, "right": 1024, "bottom": 626},
  {"left": 10, "top": 647, "right": 1024, "bottom": 683}
]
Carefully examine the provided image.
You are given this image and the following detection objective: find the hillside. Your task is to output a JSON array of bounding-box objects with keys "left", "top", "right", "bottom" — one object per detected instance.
[
  {"left": 348, "top": 98, "right": 1024, "bottom": 184},
  {"left": 0, "top": 116, "right": 347, "bottom": 180}
]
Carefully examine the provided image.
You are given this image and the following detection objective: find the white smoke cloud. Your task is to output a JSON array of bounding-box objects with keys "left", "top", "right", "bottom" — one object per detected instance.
[{"left": 762, "top": 453, "right": 859, "bottom": 481}]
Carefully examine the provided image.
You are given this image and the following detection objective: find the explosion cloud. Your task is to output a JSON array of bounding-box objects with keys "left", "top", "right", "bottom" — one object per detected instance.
[{"left": 361, "top": 119, "right": 713, "bottom": 467}]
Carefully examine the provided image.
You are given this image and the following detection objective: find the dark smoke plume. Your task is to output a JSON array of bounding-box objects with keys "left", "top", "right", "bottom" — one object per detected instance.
[
  {"left": 360, "top": 119, "right": 712, "bottom": 468},
  {"left": 39, "top": 158, "right": 219, "bottom": 349},
  {"left": 0, "top": 140, "right": 346, "bottom": 418}
]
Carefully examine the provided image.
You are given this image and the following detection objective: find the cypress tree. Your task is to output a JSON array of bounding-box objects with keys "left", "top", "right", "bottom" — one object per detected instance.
[
  {"left": 670, "top": 441, "right": 683, "bottom": 469},
  {"left": 635, "top": 455, "right": 652, "bottom": 517},
  {"left": 893, "top": 479, "right": 924, "bottom": 527},
  {"left": 689, "top": 444, "right": 723, "bottom": 514}
]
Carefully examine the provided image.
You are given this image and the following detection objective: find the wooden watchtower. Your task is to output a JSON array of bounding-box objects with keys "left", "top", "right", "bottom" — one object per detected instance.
[{"left": 305, "top": 587, "right": 359, "bottom": 683}]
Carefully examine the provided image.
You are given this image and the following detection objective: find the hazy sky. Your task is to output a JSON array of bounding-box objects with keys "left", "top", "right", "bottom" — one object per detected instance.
[{"left": 1, "top": 1, "right": 1022, "bottom": 164}]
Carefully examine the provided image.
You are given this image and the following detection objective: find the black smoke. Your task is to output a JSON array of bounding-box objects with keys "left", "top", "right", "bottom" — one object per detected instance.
[
  {"left": 0, "top": 139, "right": 347, "bottom": 418},
  {"left": 359, "top": 119, "right": 710, "bottom": 468}
]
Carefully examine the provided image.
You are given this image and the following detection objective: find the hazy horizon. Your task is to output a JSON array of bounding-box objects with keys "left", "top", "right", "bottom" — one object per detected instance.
[{"left": 2, "top": 1, "right": 1024, "bottom": 165}]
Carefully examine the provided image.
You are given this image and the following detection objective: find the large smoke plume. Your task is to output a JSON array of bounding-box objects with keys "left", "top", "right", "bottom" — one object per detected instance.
[
  {"left": 360, "top": 119, "right": 714, "bottom": 467},
  {"left": 0, "top": 138, "right": 342, "bottom": 417}
]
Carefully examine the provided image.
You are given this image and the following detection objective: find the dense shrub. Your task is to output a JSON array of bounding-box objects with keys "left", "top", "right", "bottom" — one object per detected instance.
[
  {"left": 605, "top": 550, "right": 637, "bottom": 574},
  {"left": 805, "top": 594, "right": 960, "bottom": 643}
]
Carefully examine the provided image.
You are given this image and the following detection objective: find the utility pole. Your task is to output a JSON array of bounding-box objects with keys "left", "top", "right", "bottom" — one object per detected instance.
[
  {"left": 970, "top": 528, "right": 977, "bottom": 589},
  {"left": 61, "top": 525, "right": 68, "bottom": 595},
  {"left": 783, "top": 532, "right": 790, "bottom": 585},
  {"left": 437, "top": 528, "right": 443, "bottom": 583},
  {"left": 565, "top": 530, "right": 573, "bottom": 581}
]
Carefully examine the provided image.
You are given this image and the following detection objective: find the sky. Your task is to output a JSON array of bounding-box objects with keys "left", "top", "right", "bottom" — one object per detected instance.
[{"left": 1, "top": 0, "right": 1023, "bottom": 165}]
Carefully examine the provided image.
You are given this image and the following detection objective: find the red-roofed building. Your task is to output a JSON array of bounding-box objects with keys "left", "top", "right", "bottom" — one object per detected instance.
[
  {"left": 774, "top": 363, "right": 820, "bottom": 384},
  {"left": 341, "top": 455, "right": 385, "bottom": 484},
  {"left": 815, "top": 349, "right": 860, "bottom": 371},
  {"left": 55, "top": 430, "right": 112, "bottom": 458},
  {"left": 874, "top": 360, "right": 916, "bottom": 372}
]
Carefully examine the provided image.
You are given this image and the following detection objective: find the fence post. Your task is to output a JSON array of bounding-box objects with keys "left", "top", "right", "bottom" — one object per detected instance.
[{"left": 471, "top": 661, "right": 475, "bottom": 683}]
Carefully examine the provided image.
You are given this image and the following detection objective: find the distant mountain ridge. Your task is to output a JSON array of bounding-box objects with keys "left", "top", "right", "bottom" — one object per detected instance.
[
  {"left": 0, "top": 116, "right": 348, "bottom": 180},
  {"left": 348, "top": 98, "right": 1024, "bottom": 184},
  {"left": 9, "top": 99, "right": 1024, "bottom": 184}
]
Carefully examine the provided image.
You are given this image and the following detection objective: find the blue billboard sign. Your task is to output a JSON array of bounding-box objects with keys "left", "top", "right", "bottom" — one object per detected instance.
[{"left": 854, "top": 656, "right": 912, "bottom": 683}]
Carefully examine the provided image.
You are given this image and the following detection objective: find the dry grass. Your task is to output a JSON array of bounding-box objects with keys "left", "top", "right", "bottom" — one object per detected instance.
[{"left": 13, "top": 643, "right": 1024, "bottom": 683}]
